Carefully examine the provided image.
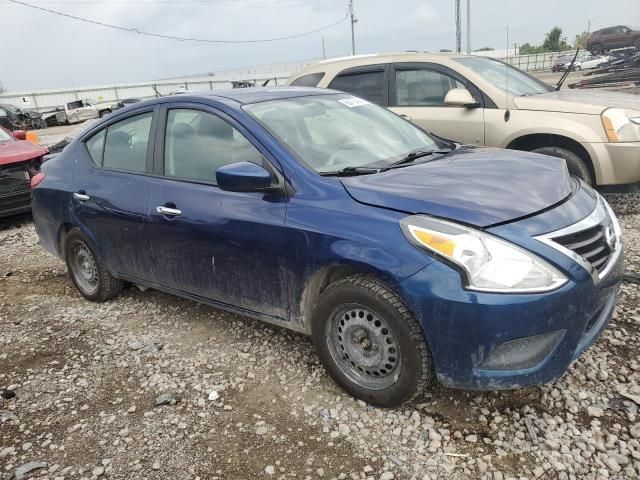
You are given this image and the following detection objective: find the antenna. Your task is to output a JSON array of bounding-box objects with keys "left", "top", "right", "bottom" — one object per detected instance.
[
  {"left": 455, "top": 0, "right": 462, "bottom": 53},
  {"left": 505, "top": 25, "right": 510, "bottom": 122}
]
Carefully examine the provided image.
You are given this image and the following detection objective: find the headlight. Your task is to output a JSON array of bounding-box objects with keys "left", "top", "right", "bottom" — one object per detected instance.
[
  {"left": 400, "top": 216, "right": 567, "bottom": 293},
  {"left": 601, "top": 108, "right": 640, "bottom": 142}
]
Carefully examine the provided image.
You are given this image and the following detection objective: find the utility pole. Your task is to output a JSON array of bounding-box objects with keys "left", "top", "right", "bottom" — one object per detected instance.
[
  {"left": 322, "top": 36, "right": 326, "bottom": 60},
  {"left": 466, "top": 0, "right": 471, "bottom": 54},
  {"left": 349, "top": 0, "right": 356, "bottom": 55},
  {"left": 455, "top": 0, "right": 461, "bottom": 53}
]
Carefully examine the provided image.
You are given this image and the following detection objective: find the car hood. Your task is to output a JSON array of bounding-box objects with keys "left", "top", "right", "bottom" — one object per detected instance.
[
  {"left": 339, "top": 147, "right": 572, "bottom": 228},
  {"left": 0, "top": 140, "right": 48, "bottom": 166},
  {"left": 514, "top": 89, "right": 640, "bottom": 115}
]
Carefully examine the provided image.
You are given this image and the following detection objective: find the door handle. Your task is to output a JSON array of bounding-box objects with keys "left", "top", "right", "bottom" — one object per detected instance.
[
  {"left": 156, "top": 206, "right": 182, "bottom": 217},
  {"left": 73, "top": 192, "right": 90, "bottom": 201},
  {"left": 400, "top": 114, "right": 412, "bottom": 121}
]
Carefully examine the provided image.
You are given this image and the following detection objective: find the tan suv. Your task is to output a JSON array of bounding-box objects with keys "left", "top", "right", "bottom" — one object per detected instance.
[{"left": 288, "top": 52, "right": 640, "bottom": 190}]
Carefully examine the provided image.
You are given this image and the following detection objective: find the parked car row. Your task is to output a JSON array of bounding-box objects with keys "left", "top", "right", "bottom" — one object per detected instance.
[{"left": 551, "top": 53, "right": 613, "bottom": 72}]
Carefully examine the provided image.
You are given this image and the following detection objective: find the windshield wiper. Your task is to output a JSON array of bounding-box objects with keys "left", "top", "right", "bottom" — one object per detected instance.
[
  {"left": 382, "top": 149, "right": 452, "bottom": 170},
  {"left": 319, "top": 166, "right": 382, "bottom": 177},
  {"left": 556, "top": 48, "right": 580, "bottom": 91}
]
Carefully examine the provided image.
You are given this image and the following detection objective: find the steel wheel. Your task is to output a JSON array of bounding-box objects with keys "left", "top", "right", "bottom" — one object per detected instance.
[
  {"left": 69, "top": 240, "right": 99, "bottom": 294},
  {"left": 326, "top": 305, "right": 402, "bottom": 390}
]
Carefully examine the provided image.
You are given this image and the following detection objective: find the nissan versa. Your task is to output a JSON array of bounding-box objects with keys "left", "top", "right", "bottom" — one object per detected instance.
[{"left": 31, "top": 88, "right": 624, "bottom": 407}]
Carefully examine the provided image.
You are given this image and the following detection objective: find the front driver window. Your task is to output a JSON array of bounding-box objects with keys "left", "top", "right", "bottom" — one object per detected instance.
[
  {"left": 164, "top": 109, "right": 263, "bottom": 183},
  {"left": 395, "top": 69, "right": 463, "bottom": 106}
]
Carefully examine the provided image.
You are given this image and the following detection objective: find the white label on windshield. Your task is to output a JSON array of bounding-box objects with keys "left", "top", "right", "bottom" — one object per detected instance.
[{"left": 339, "top": 97, "right": 369, "bottom": 108}]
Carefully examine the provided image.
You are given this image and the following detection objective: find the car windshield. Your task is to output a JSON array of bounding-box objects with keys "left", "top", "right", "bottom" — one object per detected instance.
[
  {"left": 0, "top": 128, "right": 13, "bottom": 143},
  {"left": 454, "top": 56, "right": 553, "bottom": 96},
  {"left": 244, "top": 93, "right": 441, "bottom": 174}
]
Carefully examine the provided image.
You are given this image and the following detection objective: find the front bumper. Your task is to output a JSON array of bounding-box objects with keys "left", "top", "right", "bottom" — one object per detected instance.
[
  {"left": 398, "top": 250, "right": 623, "bottom": 390},
  {"left": 585, "top": 141, "right": 640, "bottom": 186}
]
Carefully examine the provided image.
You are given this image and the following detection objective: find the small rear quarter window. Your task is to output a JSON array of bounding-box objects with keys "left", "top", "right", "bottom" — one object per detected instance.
[
  {"left": 85, "top": 129, "right": 106, "bottom": 165},
  {"left": 290, "top": 72, "right": 325, "bottom": 87}
]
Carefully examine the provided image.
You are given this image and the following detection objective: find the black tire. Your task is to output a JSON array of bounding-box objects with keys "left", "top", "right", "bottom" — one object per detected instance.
[
  {"left": 532, "top": 146, "right": 593, "bottom": 185},
  {"left": 573, "top": 65, "right": 581, "bottom": 71},
  {"left": 635, "top": 38, "right": 640, "bottom": 50},
  {"left": 311, "top": 275, "right": 433, "bottom": 407},
  {"left": 590, "top": 43, "right": 603, "bottom": 55},
  {"left": 99, "top": 110, "right": 111, "bottom": 118},
  {"left": 64, "top": 228, "right": 122, "bottom": 302}
]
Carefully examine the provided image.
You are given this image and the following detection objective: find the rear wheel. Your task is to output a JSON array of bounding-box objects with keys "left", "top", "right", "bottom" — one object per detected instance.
[
  {"left": 311, "top": 275, "right": 433, "bottom": 407},
  {"left": 532, "top": 146, "right": 592, "bottom": 185},
  {"left": 99, "top": 110, "right": 111, "bottom": 118},
  {"left": 64, "top": 228, "right": 122, "bottom": 302},
  {"left": 635, "top": 38, "right": 640, "bottom": 50}
]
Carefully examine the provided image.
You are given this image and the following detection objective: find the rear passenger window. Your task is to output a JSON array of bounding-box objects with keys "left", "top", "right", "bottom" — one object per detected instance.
[
  {"left": 85, "top": 129, "right": 105, "bottom": 165},
  {"left": 290, "top": 72, "right": 325, "bottom": 87},
  {"left": 329, "top": 70, "right": 385, "bottom": 105},
  {"left": 164, "top": 109, "right": 262, "bottom": 183},
  {"left": 102, "top": 113, "right": 153, "bottom": 172}
]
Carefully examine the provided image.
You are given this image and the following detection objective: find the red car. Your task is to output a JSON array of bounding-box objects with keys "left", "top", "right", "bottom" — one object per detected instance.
[{"left": 0, "top": 127, "right": 48, "bottom": 218}]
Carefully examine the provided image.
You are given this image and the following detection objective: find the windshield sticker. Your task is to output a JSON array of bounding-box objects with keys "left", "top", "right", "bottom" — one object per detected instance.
[{"left": 339, "top": 97, "right": 369, "bottom": 108}]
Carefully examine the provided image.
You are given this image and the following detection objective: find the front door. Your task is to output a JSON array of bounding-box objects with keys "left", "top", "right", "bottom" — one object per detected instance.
[
  {"left": 388, "top": 63, "right": 485, "bottom": 146},
  {"left": 145, "top": 105, "right": 289, "bottom": 320},
  {"left": 73, "top": 110, "right": 156, "bottom": 278}
]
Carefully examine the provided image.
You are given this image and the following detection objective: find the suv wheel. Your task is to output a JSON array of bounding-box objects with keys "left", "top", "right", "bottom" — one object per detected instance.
[
  {"left": 311, "top": 275, "right": 433, "bottom": 407},
  {"left": 635, "top": 38, "right": 640, "bottom": 50},
  {"left": 64, "top": 228, "right": 122, "bottom": 302},
  {"left": 590, "top": 43, "right": 603, "bottom": 55},
  {"left": 532, "top": 146, "right": 592, "bottom": 185}
]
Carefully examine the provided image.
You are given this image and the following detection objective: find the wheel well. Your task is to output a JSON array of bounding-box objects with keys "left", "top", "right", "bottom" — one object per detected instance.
[
  {"left": 57, "top": 222, "right": 75, "bottom": 257},
  {"left": 299, "top": 265, "right": 373, "bottom": 334},
  {"left": 506, "top": 133, "right": 595, "bottom": 183}
]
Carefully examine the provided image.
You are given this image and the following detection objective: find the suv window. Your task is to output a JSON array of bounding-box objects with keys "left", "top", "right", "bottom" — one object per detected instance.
[
  {"left": 395, "top": 68, "right": 463, "bottom": 106},
  {"left": 328, "top": 70, "right": 385, "bottom": 105},
  {"left": 164, "top": 109, "right": 262, "bottom": 183},
  {"left": 102, "top": 113, "right": 153, "bottom": 172},
  {"left": 290, "top": 72, "right": 325, "bottom": 87}
]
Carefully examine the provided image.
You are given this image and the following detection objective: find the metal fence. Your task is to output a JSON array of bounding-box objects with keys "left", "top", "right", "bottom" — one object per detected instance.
[
  {"left": 494, "top": 50, "right": 574, "bottom": 72},
  {"left": 0, "top": 51, "right": 573, "bottom": 113}
]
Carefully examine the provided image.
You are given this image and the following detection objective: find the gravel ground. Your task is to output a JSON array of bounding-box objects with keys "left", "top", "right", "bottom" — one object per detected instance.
[{"left": 1, "top": 193, "right": 639, "bottom": 480}]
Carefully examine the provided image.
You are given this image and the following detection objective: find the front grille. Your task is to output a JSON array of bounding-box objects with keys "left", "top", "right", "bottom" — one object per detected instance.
[{"left": 551, "top": 216, "right": 614, "bottom": 274}]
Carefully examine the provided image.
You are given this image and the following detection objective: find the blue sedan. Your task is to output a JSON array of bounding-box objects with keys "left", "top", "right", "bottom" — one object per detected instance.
[{"left": 31, "top": 87, "right": 623, "bottom": 407}]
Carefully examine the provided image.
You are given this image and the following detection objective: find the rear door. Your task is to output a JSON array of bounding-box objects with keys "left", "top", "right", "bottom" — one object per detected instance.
[
  {"left": 73, "top": 108, "right": 157, "bottom": 278},
  {"left": 388, "top": 63, "right": 485, "bottom": 145},
  {"left": 144, "top": 104, "right": 289, "bottom": 320}
]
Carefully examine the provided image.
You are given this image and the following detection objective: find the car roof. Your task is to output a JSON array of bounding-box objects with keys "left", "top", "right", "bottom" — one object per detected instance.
[{"left": 199, "top": 86, "right": 338, "bottom": 104}]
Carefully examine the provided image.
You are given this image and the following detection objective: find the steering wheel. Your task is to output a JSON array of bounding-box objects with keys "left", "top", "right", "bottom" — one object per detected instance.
[{"left": 325, "top": 135, "right": 361, "bottom": 167}]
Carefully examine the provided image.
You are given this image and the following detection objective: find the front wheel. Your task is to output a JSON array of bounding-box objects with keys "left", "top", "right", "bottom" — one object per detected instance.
[
  {"left": 590, "top": 43, "right": 603, "bottom": 55},
  {"left": 532, "top": 146, "right": 593, "bottom": 185},
  {"left": 99, "top": 110, "right": 111, "bottom": 118},
  {"left": 64, "top": 228, "right": 122, "bottom": 302},
  {"left": 311, "top": 275, "right": 433, "bottom": 407}
]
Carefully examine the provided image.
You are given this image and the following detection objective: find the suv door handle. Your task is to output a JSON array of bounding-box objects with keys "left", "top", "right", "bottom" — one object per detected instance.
[
  {"left": 156, "top": 206, "right": 182, "bottom": 217},
  {"left": 73, "top": 192, "right": 90, "bottom": 201}
]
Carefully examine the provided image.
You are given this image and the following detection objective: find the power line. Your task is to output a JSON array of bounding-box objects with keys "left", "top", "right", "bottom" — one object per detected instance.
[
  {"left": 5, "top": 0, "right": 348, "bottom": 43},
  {"left": 1, "top": 0, "right": 311, "bottom": 6}
]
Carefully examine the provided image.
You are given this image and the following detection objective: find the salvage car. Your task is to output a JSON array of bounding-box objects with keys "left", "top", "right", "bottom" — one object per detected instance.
[
  {"left": 0, "top": 127, "right": 48, "bottom": 217},
  {"left": 31, "top": 88, "right": 623, "bottom": 407},
  {"left": 587, "top": 25, "right": 640, "bottom": 55},
  {"left": 551, "top": 53, "right": 612, "bottom": 72},
  {"left": 0, "top": 103, "right": 46, "bottom": 131},
  {"left": 52, "top": 99, "right": 117, "bottom": 125},
  {"left": 289, "top": 52, "right": 640, "bottom": 191}
]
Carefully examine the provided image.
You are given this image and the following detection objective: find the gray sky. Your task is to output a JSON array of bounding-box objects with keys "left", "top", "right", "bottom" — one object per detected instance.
[{"left": 2, "top": 0, "right": 639, "bottom": 91}]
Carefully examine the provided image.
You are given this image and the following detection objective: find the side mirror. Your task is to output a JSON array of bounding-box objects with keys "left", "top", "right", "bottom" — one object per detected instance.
[
  {"left": 216, "top": 161, "right": 274, "bottom": 193},
  {"left": 444, "top": 88, "right": 480, "bottom": 107},
  {"left": 12, "top": 130, "right": 27, "bottom": 140}
]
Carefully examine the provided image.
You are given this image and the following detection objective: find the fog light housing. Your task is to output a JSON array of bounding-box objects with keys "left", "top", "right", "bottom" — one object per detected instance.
[{"left": 479, "top": 330, "right": 566, "bottom": 371}]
